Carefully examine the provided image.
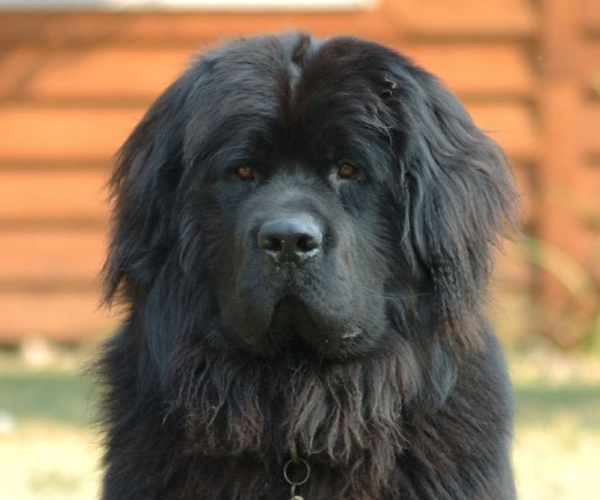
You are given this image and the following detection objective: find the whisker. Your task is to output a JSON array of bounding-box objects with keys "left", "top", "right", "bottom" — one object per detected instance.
[{"left": 350, "top": 283, "right": 429, "bottom": 301}]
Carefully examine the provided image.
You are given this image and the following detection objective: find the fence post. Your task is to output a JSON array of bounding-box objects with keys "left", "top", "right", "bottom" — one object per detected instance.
[{"left": 537, "top": 0, "right": 588, "bottom": 347}]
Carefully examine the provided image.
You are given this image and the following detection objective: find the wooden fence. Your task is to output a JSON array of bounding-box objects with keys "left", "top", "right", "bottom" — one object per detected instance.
[{"left": 0, "top": 0, "right": 598, "bottom": 342}]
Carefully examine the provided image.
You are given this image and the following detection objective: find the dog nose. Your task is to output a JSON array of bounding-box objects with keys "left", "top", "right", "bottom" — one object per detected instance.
[{"left": 258, "top": 216, "right": 324, "bottom": 266}]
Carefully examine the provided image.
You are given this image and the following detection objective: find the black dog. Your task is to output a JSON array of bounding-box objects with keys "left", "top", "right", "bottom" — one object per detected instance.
[{"left": 98, "top": 33, "right": 518, "bottom": 500}]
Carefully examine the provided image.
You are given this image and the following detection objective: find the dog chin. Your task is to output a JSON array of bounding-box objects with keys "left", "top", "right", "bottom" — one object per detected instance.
[{"left": 226, "top": 293, "right": 365, "bottom": 361}]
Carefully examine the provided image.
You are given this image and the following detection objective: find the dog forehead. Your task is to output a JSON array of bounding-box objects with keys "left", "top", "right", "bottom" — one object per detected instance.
[
  {"left": 184, "top": 34, "right": 399, "bottom": 161},
  {"left": 198, "top": 35, "right": 396, "bottom": 117}
]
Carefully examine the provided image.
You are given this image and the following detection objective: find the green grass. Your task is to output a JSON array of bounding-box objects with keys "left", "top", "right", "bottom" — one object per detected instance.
[
  {"left": 0, "top": 370, "right": 96, "bottom": 427},
  {"left": 515, "top": 384, "right": 600, "bottom": 430},
  {"left": 0, "top": 353, "right": 599, "bottom": 500}
]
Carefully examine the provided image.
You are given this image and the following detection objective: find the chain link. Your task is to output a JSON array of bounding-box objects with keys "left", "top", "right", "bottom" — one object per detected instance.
[{"left": 283, "top": 456, "right": 310, "bottom": 500}]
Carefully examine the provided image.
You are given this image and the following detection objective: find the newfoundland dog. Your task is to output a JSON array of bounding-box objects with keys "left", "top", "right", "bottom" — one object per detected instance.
[{"left": 98, "top": 33, "right": 518, "bottom": 500}]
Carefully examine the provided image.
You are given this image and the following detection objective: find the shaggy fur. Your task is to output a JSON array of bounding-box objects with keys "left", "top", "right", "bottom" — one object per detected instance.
[{"left": 98, "top": 33, "right": 518, "bottom": 500}]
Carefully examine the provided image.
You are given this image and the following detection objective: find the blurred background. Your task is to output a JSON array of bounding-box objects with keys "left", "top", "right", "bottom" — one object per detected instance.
[{"left": 0, "top": 0, "right": 598, "bottom": 499}]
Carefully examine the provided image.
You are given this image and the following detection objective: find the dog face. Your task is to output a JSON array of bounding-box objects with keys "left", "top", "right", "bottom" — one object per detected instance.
[
  {"left": 183, "top": 38, "right": 404, "bottom": 359},
  {"left": 104, "top": 33, "right": 516, "bottom": 363},
  {"left": 204, "top": 163, "right": 391, "bottom": 360}
]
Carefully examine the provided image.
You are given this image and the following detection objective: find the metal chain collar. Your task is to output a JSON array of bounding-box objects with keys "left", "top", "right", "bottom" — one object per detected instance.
[{"left": 283, "top": 442, "right": 310, "bottom": 500}]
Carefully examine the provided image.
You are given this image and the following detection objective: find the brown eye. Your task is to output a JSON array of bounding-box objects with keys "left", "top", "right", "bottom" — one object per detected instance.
[
  {"left": 235, "top": 165, "right": 254, "bottom": 180},
  {"left": 337, "top": 162, "right": 358, "bottom": 179}
]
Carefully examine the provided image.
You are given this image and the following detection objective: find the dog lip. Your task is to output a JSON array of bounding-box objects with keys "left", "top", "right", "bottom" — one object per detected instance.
[
  {"left": 287, "top": 335, "right": 317, "bottom": 360},
  {"left": 266, "top": 295, "right": 352, "bottom": 356},
  {"left": 268, "top": 295, "right": 313, "bottom": 340}
]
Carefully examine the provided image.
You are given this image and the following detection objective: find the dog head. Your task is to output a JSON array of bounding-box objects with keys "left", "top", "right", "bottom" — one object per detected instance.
[{"left": 104, "top": 33, "right": 517, "bottom": 368}]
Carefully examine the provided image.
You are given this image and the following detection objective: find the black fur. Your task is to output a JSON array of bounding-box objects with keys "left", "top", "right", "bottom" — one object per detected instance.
[{"left": 98, "top": 33, "right": 518, "bottom": 500}]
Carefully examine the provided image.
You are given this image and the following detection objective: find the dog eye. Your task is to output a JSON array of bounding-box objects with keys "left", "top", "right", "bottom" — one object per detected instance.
[
  {"left": 337, "top": 161, "right": 358, "bottom": 180},
  {"left": 235, "top": 165, "right": 255, "bottom": 180}
]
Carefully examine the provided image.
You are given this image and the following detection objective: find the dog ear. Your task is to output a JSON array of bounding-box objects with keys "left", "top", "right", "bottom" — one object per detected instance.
[
  {"left": 393, "top": 68, "right": 519, "bottom": 350},
  {"left": 102, "top": 70, "right": 196, "bottom": 305}
]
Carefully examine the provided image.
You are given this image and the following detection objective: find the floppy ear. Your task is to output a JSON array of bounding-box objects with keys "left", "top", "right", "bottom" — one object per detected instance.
[
  {"left": 103, "top": 71, "right": 195, "bottom": 305},
  {"left": 395, "top": 67, "right": 518, "bottom": 350}
]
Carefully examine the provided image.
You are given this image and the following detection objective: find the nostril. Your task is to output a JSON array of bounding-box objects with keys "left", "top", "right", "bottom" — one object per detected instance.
[
  {"left": 262, "top": 235, "right": 283, "bottom": 253},
  {"left": 297, "top": 232, "right": 322, "bottom": 253}
]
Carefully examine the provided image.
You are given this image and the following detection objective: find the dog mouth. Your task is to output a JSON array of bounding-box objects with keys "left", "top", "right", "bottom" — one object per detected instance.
[
  {"left": 262, "top": 295, "right": 348, "bottom": 360},
  {"left": 267, "top": 295, "right": 313, "bottom": 344},
  {"left": 222, "top": 260, "right": 379, "bottom": 360}
]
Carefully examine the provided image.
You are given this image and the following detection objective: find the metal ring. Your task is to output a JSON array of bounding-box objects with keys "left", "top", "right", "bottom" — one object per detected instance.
[{"left": 283, "top": 458, "right": 310, "bottom": 486}]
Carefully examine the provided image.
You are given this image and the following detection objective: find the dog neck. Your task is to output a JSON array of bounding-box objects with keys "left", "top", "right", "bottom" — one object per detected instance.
[{"left": 167, "top": 338, "right": 417, "bottom": 495}]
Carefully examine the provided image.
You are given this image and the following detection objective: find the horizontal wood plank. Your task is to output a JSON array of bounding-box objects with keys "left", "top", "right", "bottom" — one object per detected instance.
[
  {"left": 0, "top": 47, "right": 188, "bottom": 101},
  {"left": 467, "top": 102, "right": 537, "bottom": 160},
  {"left": 0, "top": 47, "right": 194, "bottom": 101},
  {"left": 0, "top": 228, "right": 105, "bottom": 286},
  {"left": 0, "top": 44, "right": 534, "bottom": 102},
  {"left": 0, "top": 107, "right": 140, "bottom": 161},
  {"left": 387, "top": 0, "right": 536, "bottom": 39},
  {"left": 404, "top": 44, "right": 534, "bottom": 96},
  {"left": 0, "top": 169, "right": 109, "bottom": 221},
  {"left": 0, "top": 9, "right": 403, "bottom": 46},
  {"left": 0, "top": 291, "right": 117, "bottom": 342}
]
